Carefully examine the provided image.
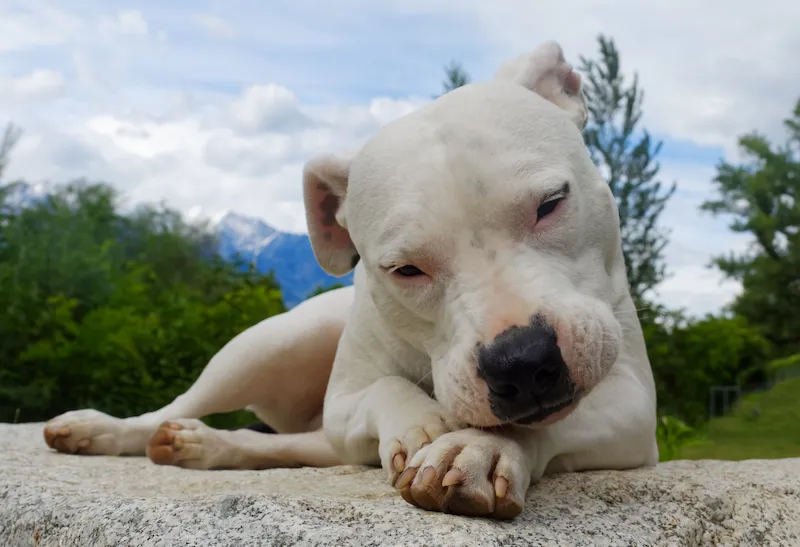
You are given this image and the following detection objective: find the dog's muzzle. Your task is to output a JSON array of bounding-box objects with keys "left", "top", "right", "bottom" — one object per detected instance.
[{"left": 476, "top": 314, "right": 577, "bottom": 424}]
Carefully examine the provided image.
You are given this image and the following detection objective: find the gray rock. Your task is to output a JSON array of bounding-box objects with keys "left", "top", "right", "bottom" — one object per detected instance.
[{"left": 1, "top": 423, "right": 799, "bottom": 546}]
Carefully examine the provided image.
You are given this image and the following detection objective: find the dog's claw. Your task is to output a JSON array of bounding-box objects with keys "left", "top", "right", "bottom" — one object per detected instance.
[
  {"left": 395, "top": 466, "right": 418, "bottom": 490},
  {"left": 419, "top": 466, "right": 437, "bottom": 487},
  {"left": 441, "top": 468, "right": 464, "bottom": 487},
  {"left": 392, "top": 453, "right": 405, "bottom": 473},
  {"left": 494, "top": 476, "right": 509, "bottom": 498}
]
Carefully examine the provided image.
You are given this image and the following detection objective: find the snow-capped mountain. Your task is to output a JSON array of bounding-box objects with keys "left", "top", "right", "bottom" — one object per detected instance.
[
  {"left": 212, "top": 212, "right": 354, "bottom": 307},
  {"left": 4, "top": 181, "right": 352, "bottom": 307}
]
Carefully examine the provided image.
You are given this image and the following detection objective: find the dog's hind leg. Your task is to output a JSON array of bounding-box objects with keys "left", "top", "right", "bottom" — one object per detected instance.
[{"left": 43, "top": 286, "right": 354, "bottom": 458}]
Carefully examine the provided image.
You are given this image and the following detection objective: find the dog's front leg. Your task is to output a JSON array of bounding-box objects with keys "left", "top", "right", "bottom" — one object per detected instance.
[
  {"left": 391, "top": 367, "right": 658, "bottom": 519},
  {"left": 323, "top": 333, "right": 459, "bottom": 485},
  {"left": 325, "top": 373, "right": 459, "bottom": 485},
  {"left": 533, "top": 366, "right": 659, "bottom": 476}
]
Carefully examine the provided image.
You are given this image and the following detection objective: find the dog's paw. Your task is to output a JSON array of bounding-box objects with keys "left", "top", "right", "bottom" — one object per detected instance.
[
  {"left": 43, "top": 409, "right": 137, "bottom": 455},
  {"left": 147, "top": 419, "right": 237, "bottom": 470},
  {"left": 379, "top": 412, "right": 456, "bottom": 487},
  {"left": 393, "top": 428, "right": 531, "bottom": 519}
]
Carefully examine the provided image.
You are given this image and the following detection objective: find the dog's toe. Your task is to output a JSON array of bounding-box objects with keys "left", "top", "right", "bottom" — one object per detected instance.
[
  {"left": 146, "top": 419, "right": 230, "bottom": 469},
  {"left": 381, "top": 413, "right": 454, "bottom": 486},
  {"left": 43, "top": 409, "right": 127, "bottom": 455},
  {"left": 396, "top": 429, "right": 530, "bottom": 519},
  {"left": 146, "top": 423, "right": 181, "bottom": 465}
]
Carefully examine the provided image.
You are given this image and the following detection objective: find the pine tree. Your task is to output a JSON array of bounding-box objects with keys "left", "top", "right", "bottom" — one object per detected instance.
[
  {"left": 579, "top": 35, "right": 676, "bottom": 304},
  {"left": 701, "top": 98, "right": 800, "bottom": 351},
  {"left": 434, "top": 61, "right": 471, "bottom": 98}
]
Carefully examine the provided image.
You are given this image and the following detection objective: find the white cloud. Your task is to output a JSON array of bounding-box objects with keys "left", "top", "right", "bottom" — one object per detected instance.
[
  {"left": 452, "top": 0, "right": 800, "bottom": 156},
  {"left": 6, "top": 69, "right": 64, "bottom": 100},
  {"left": 192, "top": 13, "right": 235, "bottom": 40},
  {"left": 0, "top": 3, "right": 83, "bottom": 52},
  {"left": 99, "top": 9, "right": 148, "bottom": 37},
  {"left": 4, "top": 83, "right": 424, "bottom": 235},
  {"left": 229, "top": 85, "right": 313, "bottom": 134},
  {"left": 1, "top": 0, "right": 797, "bottom": 317},
  {"left": 649, "top": 161, "right": 753, "bottom": 315}
]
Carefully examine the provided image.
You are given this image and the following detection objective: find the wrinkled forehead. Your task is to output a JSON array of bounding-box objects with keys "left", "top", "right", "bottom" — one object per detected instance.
[{"left": 346, "top": 82, "right": 585, "bottom": 243}]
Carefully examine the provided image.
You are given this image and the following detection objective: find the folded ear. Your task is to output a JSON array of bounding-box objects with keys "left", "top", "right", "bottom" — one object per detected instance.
[
  {"left": 494, "top": 40, "right": 588, "bottom": 130},
  {"left": 303, "top": 152, "right": 360, "bottom": 277}
]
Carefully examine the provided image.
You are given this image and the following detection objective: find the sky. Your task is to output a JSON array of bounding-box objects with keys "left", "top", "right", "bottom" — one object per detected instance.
[{"left": 1, "top": 0, "right": 799, "bottom": 316}]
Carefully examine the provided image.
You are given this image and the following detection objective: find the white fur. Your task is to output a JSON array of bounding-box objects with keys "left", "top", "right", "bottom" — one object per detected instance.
[{"left": 43, "top": 41, "right": 657, "bottom": 519}]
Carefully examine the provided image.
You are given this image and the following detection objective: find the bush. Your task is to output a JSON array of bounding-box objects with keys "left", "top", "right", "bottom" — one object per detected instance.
[
  {"left": 656, "top": 415, "right": 697, "bottom": 462},
  {"left": 0, "top": 180, "right": 286, "bottom": 423},
  {"left": 641, "top": 306, "right": 774, "bottom": 425}
]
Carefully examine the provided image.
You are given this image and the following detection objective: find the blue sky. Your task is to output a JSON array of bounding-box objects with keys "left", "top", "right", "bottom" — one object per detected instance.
[{"left": 1, "top": 0, "right": 799, "bottom": 315}]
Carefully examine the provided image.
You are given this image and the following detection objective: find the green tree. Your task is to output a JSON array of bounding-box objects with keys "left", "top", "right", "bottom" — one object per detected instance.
[
  {"left": 307, "top": 283, "right": 345, "bottom": 299},
  {"left": 0, "top": 123, "right": 21, "bottom": 178},
  {"left": 642, "top": 307, "right": 773, "bottom": 424},
  {"left": 0, "top": 177, "right": 286, "bottom": 423},
  {"left": 434, "top": 60, "right": 471, "bottom": 98},
  {"left": 579, "top": 35, "right": 677, "bottom": 304},
  {"left": 701, "top": 98, "right": 800, "bottom": 352}
]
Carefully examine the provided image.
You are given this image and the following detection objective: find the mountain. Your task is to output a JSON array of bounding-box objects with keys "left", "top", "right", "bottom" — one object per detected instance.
[
  {"left": 5, "top": 181, "right": 351, "bottom": 308},
  {"left": 212, "top": 212, "right": 354, "bottom": 308}
]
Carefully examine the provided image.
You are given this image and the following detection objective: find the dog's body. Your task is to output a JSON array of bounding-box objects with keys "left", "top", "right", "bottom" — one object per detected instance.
[{"left": 43, "top": 41, "right": 658, "bottom": 519}]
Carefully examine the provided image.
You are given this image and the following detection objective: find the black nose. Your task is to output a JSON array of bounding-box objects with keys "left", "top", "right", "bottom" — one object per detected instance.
[{"left": 476, "top": 315, "right": 575, "bottom": 423}]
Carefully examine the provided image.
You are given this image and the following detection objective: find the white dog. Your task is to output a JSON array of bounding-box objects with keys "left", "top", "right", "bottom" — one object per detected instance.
[{"left": 43, "top": 41, "right": 658, "bottom": 519}]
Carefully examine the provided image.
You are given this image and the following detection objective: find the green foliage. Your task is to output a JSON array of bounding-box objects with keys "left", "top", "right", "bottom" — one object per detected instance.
[
  {"left": 579, "top": 35, "right": 677, "bottom": 305},
  {"left": 0, "top": 177, "right": 285, "bottom": 423},
  {"left": 678, "top": 378, "right": 800, "bottom": 460},
  {"left": 308, "top": 283, "right": 345, "bottom": 298},
  {"left": 767, "top": 353, "right": 800, "bottom": 384},
  {"left": 701, "top": 98, "right": 800, "bottom": 352},
  {"left": 0, "top": 123, "right": 21, "bottom": 178},
  {"left": 434, "top": 61, "right": 471, "bottom": 98},
  {"left": 656, "top": 415, "right": 697, "bottom": 462},
  {"left": 642, "top": 308, "right": 773, "bottom": 425}
]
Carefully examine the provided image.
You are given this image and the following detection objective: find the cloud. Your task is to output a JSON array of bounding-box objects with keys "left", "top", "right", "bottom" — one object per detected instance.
[
  {"left": 0, "top": 3, "right": 83, "bottom": 53},
  {"left": 99, "top": 10, "right": 148, "bottom": 37},
  {"left": 5, "top": 69, "right": 64, "bottom": 100},
  {"left": 5, "top": 81, "right": 424, "bottom": 234},
  {"left": 192, "top": 13, "right": 235, "bottom": 40},
  {"left": 1, "top": 0, "right": 797, "bottom": 317},
  {"left": 229, "top": 85, "right": 314, "bottom": 134},
  {"left": 449, "top": 0, "right": 800, "bottom": 156}
]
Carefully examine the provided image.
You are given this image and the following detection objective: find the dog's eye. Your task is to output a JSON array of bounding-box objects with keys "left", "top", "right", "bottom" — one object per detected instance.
[
  {"left": 394, "top": 265, "right": 425, "bottom": 277},
  {"left": 536, "top": 197, "right": 563, "bottom": 220}
]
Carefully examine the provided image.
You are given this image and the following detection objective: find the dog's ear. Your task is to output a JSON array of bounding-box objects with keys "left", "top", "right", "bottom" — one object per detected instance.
[
  {"left": 494, "top": 40, "right": 588, "bottom": 130},
  {"left": 303, "top": 152, "right": 360, "bottom": 277}
]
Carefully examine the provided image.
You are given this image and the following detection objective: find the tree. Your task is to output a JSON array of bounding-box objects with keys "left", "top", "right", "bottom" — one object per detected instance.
[
  {"left": 701, "top": 98, "right": 800, "bottom": 351},
  {"left": 0, "top": 123, "right": 21, "bottom": 179},
  {"left": 579, "top": 35, "right": 676, "bottom": 304},
  {"left": 0, "top": 178, "right": 286, "bottom": 423},
  {"left": 307, "top": 283, "right": 345, "bottom": 299},
  {"left": 643, "top": 308, "right": 772, "bottom": 424},
  {"left": 434, "top": 60, "right": 471, "bottom": 98}
]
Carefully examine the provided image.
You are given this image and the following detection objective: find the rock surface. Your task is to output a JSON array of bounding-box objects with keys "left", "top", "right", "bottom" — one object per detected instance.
[{"left": 1, "top": 423, "right": 799, "bottom": 546}]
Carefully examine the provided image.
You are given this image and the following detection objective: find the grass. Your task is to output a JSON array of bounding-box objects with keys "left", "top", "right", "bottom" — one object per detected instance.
[{"left": 677, "top": 378, "right": 800, "bottom": 460}]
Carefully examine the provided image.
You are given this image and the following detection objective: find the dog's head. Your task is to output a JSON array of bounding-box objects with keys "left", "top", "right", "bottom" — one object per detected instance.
[{"left": 303, "top": 42, "right": 629, "bottom": 428}]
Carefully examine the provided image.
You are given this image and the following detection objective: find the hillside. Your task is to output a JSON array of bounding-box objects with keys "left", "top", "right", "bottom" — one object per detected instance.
[
  {"left": 8, "top": 181, "right": 354, "bottom": 309},
  {"left": 679, "top": 378, "right": 800, "bottom": 460},
  {"left": 213, "top": 212, "right": 354, "bottom": 307}
]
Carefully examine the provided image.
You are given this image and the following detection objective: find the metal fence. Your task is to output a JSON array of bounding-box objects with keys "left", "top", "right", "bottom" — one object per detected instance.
[{"left": 708, "top": 362, "right": 800, "bottom": 420}]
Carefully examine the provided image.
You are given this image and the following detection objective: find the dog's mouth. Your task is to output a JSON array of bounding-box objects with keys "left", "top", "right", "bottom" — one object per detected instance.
[
  {"left": 512, "top": 396, "right": 577, "bottom": 425},
  {"left": 507, "top": 388, "right": 586, "bottom": 426}
]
